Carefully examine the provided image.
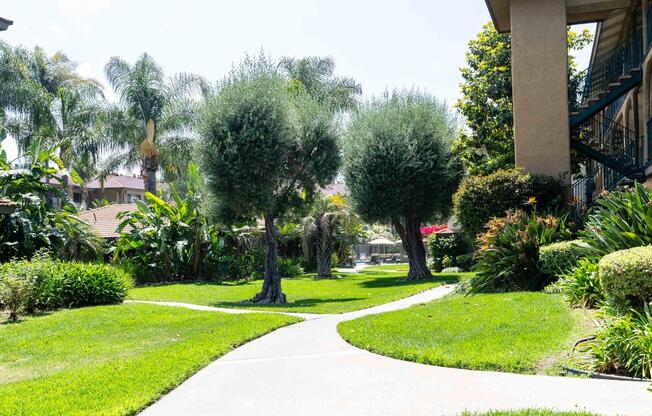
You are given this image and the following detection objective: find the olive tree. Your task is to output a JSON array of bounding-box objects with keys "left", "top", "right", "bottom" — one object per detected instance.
[
  {"left": 198, "top": 60, "right": 340, "bottom": 303},
  {"left": 343, "top": 90, "right": 462, "bottom": 280}
]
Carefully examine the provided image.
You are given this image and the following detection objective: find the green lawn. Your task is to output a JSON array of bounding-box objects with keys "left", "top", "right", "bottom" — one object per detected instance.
[
  {"left": 129, "top": 269, "right": 467, "bottom": 314},
  {"left": 461, "top": 410, "right": 598, "bottom": 416},
  {"left": 338, "top": 292, "right": 586, "bottom": 374},
  {"left": 364, "top": 263, "right": 409, "bottom": 271},
  {"left": 0, "top": 303, "right": 299, "bottom": 416}
]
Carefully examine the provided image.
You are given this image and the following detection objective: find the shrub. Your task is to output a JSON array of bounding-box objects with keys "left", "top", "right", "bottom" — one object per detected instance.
[
  {"left": 0, "top": 257, "right": 130, "bottom": 312},
  {"left": 539, "top": 240, "right": 593, "bottom": 277},
  {"left": 598, "top": 246, "right": 652, "bottom": 310},
  {"left": 556, "top": 259, "right": 605, "bottom": 308},
  {"left": 583, "top": 182, "right": 652, "bottom": 255},
  {"left": 583, "top": 308, "right": 652, "bottom": 379},
  {"left": 453, "top": 168, "right": 563, "bottom": 238},
  {"left": 0, "top": 273, "right": 31, "bottom": 321},
  {"left": 427, "top": 233, "right": 471, "bottom": 272},
  {"left": 470, "top": 210, "right": 569, "bottom": 293},
  {"left": 278, "top": 258, "right": 304, "bottom": 278}
]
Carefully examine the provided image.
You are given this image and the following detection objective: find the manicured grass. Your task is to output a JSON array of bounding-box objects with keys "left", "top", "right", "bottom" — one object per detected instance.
[
  {"left": 364, "top": 263, "right": 409, "bottom": 271},
  {"left": 338, "top": 292, "right": 585, "bottom": 374},
  {"left": 129, "top": 270, "right": 468, "bottom": 314},
  {"left": 0, "top": 303, "right": 299, "bottom": 416},
  {"left": 460, "top": 410, "right": 598, "bottom": 416}
]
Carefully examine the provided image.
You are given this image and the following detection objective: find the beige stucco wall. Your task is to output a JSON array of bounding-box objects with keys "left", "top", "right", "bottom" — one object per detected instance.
[{"left": 510, "top": 0, "right": 571, "bottom": 187}]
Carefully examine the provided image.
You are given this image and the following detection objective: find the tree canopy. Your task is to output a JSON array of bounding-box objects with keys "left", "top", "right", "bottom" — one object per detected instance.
[{"left": 343, "top": 89, "right": 462, "bottom": 280}]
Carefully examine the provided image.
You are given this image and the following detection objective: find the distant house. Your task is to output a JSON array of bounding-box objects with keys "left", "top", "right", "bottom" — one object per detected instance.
[
  {"left": 0, "top": 198, "right": 17, "bottom": 215},
  {"left": 79, "top": 203, "right": 137, "bottom": 239},
  {"left": 85, "top": 175, "right": 147, "bottom": 204},
  {"left": 320, "top": 182, "right": 347, "bottom": 197}
]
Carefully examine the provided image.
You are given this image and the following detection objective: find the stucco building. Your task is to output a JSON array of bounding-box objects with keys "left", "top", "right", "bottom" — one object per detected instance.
[{"left": 485, "top": 0, "right": 652, "bottom": 206}]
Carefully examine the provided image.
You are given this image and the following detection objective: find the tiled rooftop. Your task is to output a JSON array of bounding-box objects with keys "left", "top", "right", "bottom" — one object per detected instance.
[{"left": 79, "top": 203, "right": 137, "bottom": 239}]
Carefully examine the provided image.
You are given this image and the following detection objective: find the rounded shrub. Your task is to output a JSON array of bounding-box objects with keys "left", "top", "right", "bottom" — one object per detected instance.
[
  {"left": 539, "top": 239, "right": 593, "bottom": 277},
  {"left": 598, "top": 246, "right": 652, "bottom": 310},
  {"left": 0, "top": 258, "right": 131, "bottom": 312},
  {"left": 453, "top": 168, "right": 563, "bottom": 238},
  {"left": 427, "top": 233, "right": 472, "bottom": 272}
]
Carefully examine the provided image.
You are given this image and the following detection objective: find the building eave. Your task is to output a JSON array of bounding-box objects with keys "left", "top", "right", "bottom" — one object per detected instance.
[{"left": 0, "top": 17, "right": 13, "bottom": 31}]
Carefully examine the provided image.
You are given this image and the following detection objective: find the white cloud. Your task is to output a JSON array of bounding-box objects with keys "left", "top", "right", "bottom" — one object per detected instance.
[{"left": 54, "top": 0, "right": 112, "bottom": 35}]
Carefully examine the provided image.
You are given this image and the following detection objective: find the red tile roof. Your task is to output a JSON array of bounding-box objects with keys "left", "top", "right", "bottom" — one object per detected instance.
[
  {"left": 86, "top": 175, "right": 146, "bottom": 190},
  {"left": 79, "top": 203, "right": 137, "bottom": 239}
]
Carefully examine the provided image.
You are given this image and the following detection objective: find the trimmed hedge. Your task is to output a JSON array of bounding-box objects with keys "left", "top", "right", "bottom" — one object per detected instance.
[
  {"left": 539, "top": 240, "right": 593, "bottom": 277},
  {"left": 0, "top": 258, "right": 131, "bottom": 313},
  {"left": 453, "top": 168, "right": 563, "bottom": 238},
  {"left": 598, "top": 246, "right": 652, "bottom": 310}
]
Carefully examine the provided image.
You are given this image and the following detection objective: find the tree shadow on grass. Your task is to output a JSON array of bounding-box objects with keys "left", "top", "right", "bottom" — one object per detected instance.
[
  {"left": 209, "top": 297, "right": 366, "bottom": 310},
  {"left": 358, "top": 273, "right": 461, "bottom": 288}
]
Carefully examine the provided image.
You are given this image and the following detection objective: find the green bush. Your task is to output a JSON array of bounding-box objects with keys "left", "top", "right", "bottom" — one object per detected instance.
[
  {"left": 470, "top": 210, "right": 569, "bottom": 293},
  {"left": 453, "top": 168, "right": 563, "bottom": 238},
  {"left": 598, "top": 246, "right": 652, "bottom": 310},
  {"left": 427, "top": 233, "right": 471, "bottom": 272},
  {"left": 583, "top": 182, "right": 652, "bottom": 255},
  {"left": 556, "top": 259, "right": 605, "bottom": 308},
  {"left": 583, "top": 307, "right": 652, "bottom": 379},
  {"left": 0, "top": 257, "right": 130, "bottom": 313},
  {"left": 0, "top": 273, "right": 31, "bottom": 321},
  {"left": 539, "top": 239, "right": 593, "bottom": 277},
  {"left": 278, "top": 257, "right": 304, "bottom": 278}
]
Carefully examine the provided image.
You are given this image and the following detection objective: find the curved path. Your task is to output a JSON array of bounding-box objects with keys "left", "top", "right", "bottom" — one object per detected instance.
[{"left": 138, "top": 285, "right": 651, "bottom": 416}]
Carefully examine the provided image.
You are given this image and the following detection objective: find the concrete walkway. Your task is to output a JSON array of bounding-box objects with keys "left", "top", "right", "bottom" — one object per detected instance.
[{"left": 139, "top": 285, "right": 651, "bottom": 416}]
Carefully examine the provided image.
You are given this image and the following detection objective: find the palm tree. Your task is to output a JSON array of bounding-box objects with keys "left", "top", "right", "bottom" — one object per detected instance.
[
  {"left": 279, "top": 56, "right": 361, "bottom": 112},
  {"left": 104, "top": 54, "right": 207, "bottom": 194},
  {"left": 302, "top": 195, "right": 349, "bottom": 278},
  {"left": 0, "top": 44, "right": 106, "bottom": 197}
]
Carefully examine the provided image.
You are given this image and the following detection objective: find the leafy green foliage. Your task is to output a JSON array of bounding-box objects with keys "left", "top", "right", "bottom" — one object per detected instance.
[
  {"left": 277, "top": 257, "right": 304, "bottom": 278},
  {"left": 471, "top": 210, "right": 569, "bottom": 293},
  {"left": 427, "top": 232, "right": 472, "bottom": 272},
  {"left": 461, "top": 410, "right": 598, "bottom": 416},
  {"left": 582, "top": 307, "right": 652, "bottom": 379},
  {"left": 453, "top": 168, "right": 563, "bottom": 238},
  {"left": 539, "top": 239, "right": 593, "bottom": 277},
  {"left": 0, "top": 255, "right": 130, "bottom": 313},
  {"left": 115, "top": 163, "right": 222, "bottom": 283},
  {"left": 0, "top": 139, "right": 104, "bottom": 262},
  {"left": 338, "top": 292, "right": 580, "bottom": 374},
  {"left": 582, "top": 182, "right": 652, "bottom": 255},
  {"left": 0, "top": 303, "right": 298, "bottom": 415},
  {"left": 455, "top": 24, "right": 592, "bottom": 175},
  {"left": 554, "top": 259, "right": 605, "bottom": 308},
  {"left": 0, "top": 272, "right": 30, "bottom": 321},
  {"left": 598, "top": 246, "right": 652, "bottom": 311}
]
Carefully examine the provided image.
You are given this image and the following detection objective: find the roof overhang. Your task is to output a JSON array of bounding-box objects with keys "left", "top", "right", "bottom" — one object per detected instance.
[
  {"left": 485, "top": 0, "right": 631, "bottom": 33},
  {"left": 0, "top": 17, "right": 13, "bottom": 31}
]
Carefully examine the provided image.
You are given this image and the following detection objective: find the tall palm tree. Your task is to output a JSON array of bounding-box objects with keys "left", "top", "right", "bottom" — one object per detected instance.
[
  {"left": 104, "top": 54, "right": 207, "bottom": 194},
  {"left": 279, "top": 56, "right": 362, "bottom": 112},
  {"left": 302, "top": 195, "right": 349, "bottom": 278}
]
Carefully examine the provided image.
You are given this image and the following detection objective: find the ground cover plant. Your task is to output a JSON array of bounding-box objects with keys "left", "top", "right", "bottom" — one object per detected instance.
[
  {"left": 460, "top": 410, "right": 599, "bottom": 416},
  {"left": 338, "top": 292, "right": 583, "bottom": 374},
  {"left": 0, "top": 303, "right": 299, "bottom": 416},
  {"left": 130, "top": 269, "right": 466, "bottom": 314}
]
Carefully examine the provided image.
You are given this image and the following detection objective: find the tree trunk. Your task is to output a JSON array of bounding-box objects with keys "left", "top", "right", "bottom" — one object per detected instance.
[
  {"left": 393, "top": 216, "right": 432, "bottom": 281},
  {"left": 141, "top": 119, "right": 158, "bottom": 195},
  {"left": 315, "top": 214, "right": 334, "bottom": 278},
  {"left": 253, "top": 213, "right": 287, "bottom": 304}
]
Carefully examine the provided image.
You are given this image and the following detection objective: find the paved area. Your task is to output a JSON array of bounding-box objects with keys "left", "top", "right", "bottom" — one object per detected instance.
[{"left": 139, "top": 285, "right": 651, "bottom": 416}]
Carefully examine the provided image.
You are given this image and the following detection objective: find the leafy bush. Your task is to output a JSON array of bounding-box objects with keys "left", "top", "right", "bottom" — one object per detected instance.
[
  {"left": 278, "top": 258, "right": 304, "bottom": 278},
  {"left": 0, "top": 257, "right": 130, "bottom": 313},
  {"left": 539, "top": 239, "right": 593, "bottom": 277},
  {"left": 453, "top": 168, "right": 563, "bottom": 238},
  {"left": 427, "top": 232, "right": 471, "bottom": 272},
  {"left": 598, "top": 246, "right": 652, "bottom": 311},
  {"left": 583, "top": 182, "right": 652, "bottom": 255},
  {"left": 115, "top": 163, "right": 223, "bottom": 283},
  {"left": 555, "top": 259, "right": 605, "bottom": 308},
  {"left": 583, "top": 307, "right": 652, "bottom": 379},
  {"left": 0, "top": 273, "right": 31, "bottom": 321},
  {"left": 470, "top": 210, "right": 569, "bottom": 293}
]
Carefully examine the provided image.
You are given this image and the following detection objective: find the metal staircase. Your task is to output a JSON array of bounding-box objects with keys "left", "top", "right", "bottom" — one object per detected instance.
[{"left": 569, "top": 29, "right": 647, "bottom": 208}]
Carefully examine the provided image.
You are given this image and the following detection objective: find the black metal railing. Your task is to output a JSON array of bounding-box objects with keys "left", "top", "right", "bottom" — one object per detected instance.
[
  {"left": 571, "top": 162, "right": 628, "bottom": 210},
  {"left": 572, "top": 31, "right": 644, "bottom": 111},
  {"left": 571, "top": 113, "right": 643, "bottom": 176}
]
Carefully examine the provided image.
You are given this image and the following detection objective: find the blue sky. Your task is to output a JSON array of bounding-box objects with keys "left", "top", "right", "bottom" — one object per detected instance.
[{"left": 0, "top": 0, "right": 594, "bottom": 159}]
